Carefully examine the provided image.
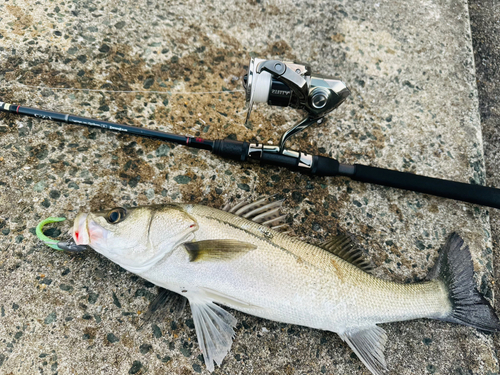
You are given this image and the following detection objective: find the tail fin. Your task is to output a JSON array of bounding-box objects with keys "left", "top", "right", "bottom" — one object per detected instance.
[{"left": 427, "top": 233, "right": 500, "bottom": 332}]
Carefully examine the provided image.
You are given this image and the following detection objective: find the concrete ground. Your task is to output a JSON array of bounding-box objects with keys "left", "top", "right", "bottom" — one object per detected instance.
[
  {"left": 469, "top": 0, "right": 500, "bottom": 361},
  {"left": 0, "top": 0, "right": 499, "bottom": 374}
]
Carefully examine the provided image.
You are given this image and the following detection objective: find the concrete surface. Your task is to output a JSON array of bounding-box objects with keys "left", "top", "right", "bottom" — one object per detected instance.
[
  {"left": 0, "top": 0, "right": 498, "bottom": 374},
  {"left": 469, "top": 0, "right": 500, "bottom": 364}
]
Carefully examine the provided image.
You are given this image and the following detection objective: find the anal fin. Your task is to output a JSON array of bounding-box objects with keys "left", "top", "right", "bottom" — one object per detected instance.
[
  {"left": 339, "top": 325, "right": 388, "bottom": 375},
  {"left": 189, "top": 297, "right": 237, "bottom": 372}
]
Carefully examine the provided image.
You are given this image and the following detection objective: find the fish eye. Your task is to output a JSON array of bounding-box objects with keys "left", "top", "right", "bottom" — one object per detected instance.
[{"left": 106, "top": 207, "right": 127, "bottom": 224}]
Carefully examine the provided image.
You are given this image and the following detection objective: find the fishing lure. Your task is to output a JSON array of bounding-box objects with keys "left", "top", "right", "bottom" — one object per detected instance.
[{"left": 36, "top": 217, "right": 87, "bottom": 252}]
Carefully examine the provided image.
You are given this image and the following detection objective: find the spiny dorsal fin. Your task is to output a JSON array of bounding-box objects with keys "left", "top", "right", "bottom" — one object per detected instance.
[
  {"left": 184, "top": 239, "right": 257, "bottom": 262},
  {"left": 319, "top": 234, "right": 373, "bottom": 273},
  {"left": 222, "top": 196, "right": 287, "bottom": 230}
]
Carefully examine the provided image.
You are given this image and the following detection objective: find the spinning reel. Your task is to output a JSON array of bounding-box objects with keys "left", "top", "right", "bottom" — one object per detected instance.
[
  {"left": 3, "top": 57, "right": 500, "bottom": 209},
  {"left": 243, "top": 58, "right": 350, "bottom": 152}
]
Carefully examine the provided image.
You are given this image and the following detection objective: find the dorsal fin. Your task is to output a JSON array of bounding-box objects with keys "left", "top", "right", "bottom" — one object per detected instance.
[
  {"left": 222, "top": 196, "right": 287, "bottom": 230},
  {"left": 319, "top": 234, "right": 373, "bottom": 273}
]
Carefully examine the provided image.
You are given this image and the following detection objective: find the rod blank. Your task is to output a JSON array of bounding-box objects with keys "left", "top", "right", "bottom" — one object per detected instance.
[
  {"left": 2, "top": 101, "right": 500, "bottom": 209},
  {"left": 0, "top": 102, "right": 213, "bottom": 151}
]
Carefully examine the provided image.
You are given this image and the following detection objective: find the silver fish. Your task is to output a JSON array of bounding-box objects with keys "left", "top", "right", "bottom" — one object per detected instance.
[{"left": 72, "top": 198, "right": 500, "bottom": 374}]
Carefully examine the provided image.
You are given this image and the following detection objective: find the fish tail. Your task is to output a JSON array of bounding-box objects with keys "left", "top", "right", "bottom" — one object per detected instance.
[{"left": 427, "top": 233, "right": 500, "bottom": 332}]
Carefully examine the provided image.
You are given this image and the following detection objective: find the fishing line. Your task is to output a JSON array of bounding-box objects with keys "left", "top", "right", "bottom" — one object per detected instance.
[
  {"left": 3, "top": 57, "right": 500, "bottom": 209},
  {"left": 1, "top": 81, "right": 245, "bottom": 96}
]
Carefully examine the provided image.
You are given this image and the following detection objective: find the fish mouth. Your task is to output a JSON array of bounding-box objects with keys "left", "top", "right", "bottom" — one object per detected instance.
[{"left": 73, "top": 213, "right": 90, "bottom": 245}]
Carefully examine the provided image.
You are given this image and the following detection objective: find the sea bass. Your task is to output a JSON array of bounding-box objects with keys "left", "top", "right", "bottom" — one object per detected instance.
[{"left": 72, "top": 199, "right": 500, "bottom": 374}]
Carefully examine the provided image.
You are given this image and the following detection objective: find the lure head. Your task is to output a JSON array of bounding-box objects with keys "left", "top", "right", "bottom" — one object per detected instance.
[{"left": 73, "top": 205, "right": 198, "bottom": 273}]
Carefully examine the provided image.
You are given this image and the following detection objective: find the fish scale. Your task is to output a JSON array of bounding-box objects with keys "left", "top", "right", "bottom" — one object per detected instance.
[
  {"left": 72, "top": 200, "right": 500, "bottom": 374},
  {"left": 157, "top": 204, "right": 452, "bottom": 327}
]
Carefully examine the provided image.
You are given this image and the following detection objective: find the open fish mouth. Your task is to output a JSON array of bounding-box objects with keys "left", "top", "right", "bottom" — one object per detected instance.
[
  {"left": 73, "top": 213, "right": 90, "bottom": 245},
  {"left": 73, "top": 213, "right": 111, "bottom": 249}
]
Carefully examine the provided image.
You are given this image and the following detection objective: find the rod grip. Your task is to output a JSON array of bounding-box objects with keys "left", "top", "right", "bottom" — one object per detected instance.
[
  {"left": 259, "top": 151, "right": 301, "bottom": 169},
  {"left": 352, "top": 164, "right": 500, "bottom": 208},
  {"left": 212, "top": 139, "right": 249, "bottom": 161},
  {"left": 311, "top": 155, "right": 340, "bottom": 176}
]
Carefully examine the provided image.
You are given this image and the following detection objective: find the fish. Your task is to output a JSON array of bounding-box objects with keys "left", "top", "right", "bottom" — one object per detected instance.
[{"left": 72, "top": 198, "right": 500, "bottom": 374}]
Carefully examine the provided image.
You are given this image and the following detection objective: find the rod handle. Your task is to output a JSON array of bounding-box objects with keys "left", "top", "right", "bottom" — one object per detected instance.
[
  {"left": 259, "top": 151, "right": 302, "bottom": 169},
  {"left": 352, "top": 164, "right": 500, "bottom": 208},
  {"left": 311, "top": 155, "right": 340, "bottom": 176},
  {"left": 212, "top": 139, "right": 250, "bottom": 161}
]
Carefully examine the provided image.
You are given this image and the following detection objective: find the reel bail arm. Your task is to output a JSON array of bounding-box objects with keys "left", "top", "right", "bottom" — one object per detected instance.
[
  {"left": 256, "top": 60, "right": 309, "bottom": 101},
  {"left": 278, "top": 116, "right": 324, "bottom": 152},
  {"left": 3, "top": 56, "right": 500, "bottom": 209}
]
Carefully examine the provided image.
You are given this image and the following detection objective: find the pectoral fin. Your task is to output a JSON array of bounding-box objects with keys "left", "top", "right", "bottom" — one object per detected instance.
[
  {"left": 189, "top": 296, "right": 237, "bottom": 372},
  {"left": 184, "top": 240, "right": 257, "bottom": 262},
  {"left": 339, "top": 325, "right": 388, "bottom": 375}
]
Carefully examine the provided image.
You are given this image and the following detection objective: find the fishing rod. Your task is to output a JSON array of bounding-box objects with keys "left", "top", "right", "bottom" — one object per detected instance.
[{"left": 2, "top": 57, "right": 500, "bottom": 209}]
